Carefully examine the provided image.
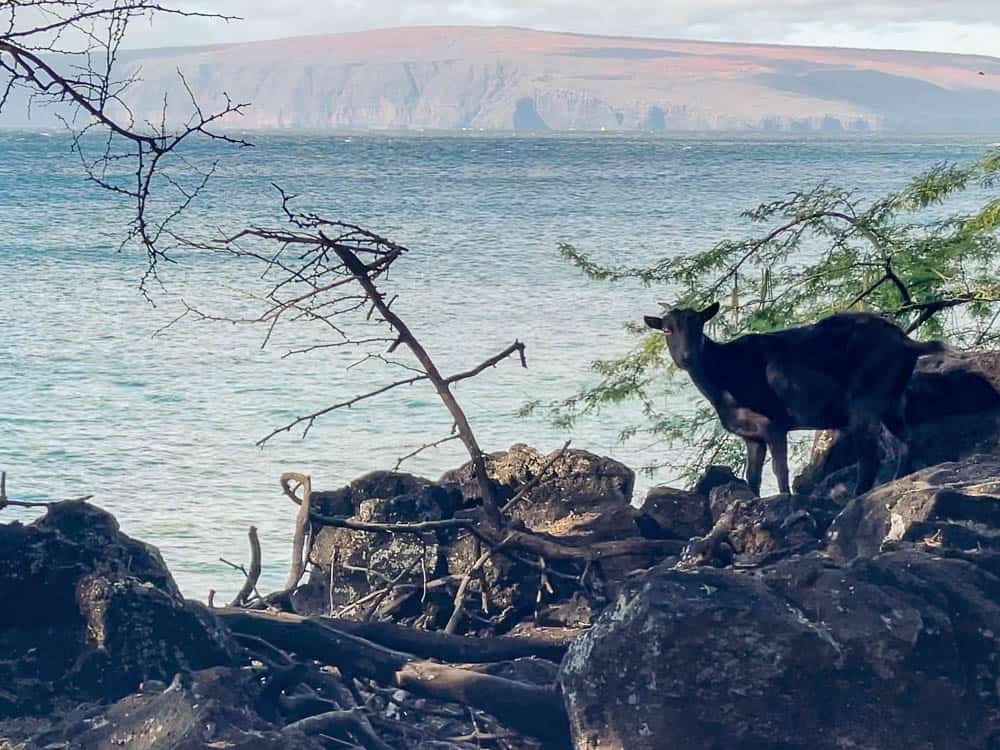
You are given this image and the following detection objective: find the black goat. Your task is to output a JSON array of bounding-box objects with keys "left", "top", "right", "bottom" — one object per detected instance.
[{"left": 644, "top": 303, "right": 945, "bottom": 496}]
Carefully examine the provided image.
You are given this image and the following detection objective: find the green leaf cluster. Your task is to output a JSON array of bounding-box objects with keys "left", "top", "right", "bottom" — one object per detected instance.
[{"left": 547, "top": 149, "right": 1000, "bottom": 484}]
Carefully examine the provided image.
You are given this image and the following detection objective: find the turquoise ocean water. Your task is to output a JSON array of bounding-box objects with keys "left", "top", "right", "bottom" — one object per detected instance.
[{"left": 1, "top": 132, "right": 995, "bottom": 598}]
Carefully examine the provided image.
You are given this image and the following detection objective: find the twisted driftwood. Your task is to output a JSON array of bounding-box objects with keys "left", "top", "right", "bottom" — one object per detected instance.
[{"left": 217, "top": 608, "right": 571, "bottom": 747}]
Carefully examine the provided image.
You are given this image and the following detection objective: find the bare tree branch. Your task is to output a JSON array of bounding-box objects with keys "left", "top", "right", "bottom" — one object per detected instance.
[
  {"left": 445, "top": 340, "right": 527, "bottom": 384},
  {"left": 281, "top": 473, "right": 313, "bottom": 591},
  {"left": 230, "top": 526, "right": 262, "bottom": 607},
  {"left": 1, "top": 2, "right": 251, "bottom": 288},
  {"left": 257, "top": 375, "right": 429, "bottom": 446},
  {"left": 393, "top": 433, "right": 460, "bottom": 471}
]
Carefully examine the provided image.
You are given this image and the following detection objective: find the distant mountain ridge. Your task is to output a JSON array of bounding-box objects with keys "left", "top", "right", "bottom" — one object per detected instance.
[{"left": 5, "top": 26, "right": 1000, "bottom": 132}]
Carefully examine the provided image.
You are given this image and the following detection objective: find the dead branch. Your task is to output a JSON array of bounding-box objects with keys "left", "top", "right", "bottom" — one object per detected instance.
[
  {"left": 445, "top": 340, "right": 527, "bottom": 384},
  {"left": 444, "top": 534, "right": 512, "bottom": 635},
  {"left": 220, "top": 555, "right": 267, "bottom": 608},
  {"left": 363, "top": 556, "right": 423, "bottom": 621},
  {"left": 327, "top": 239, "right": 507, "bottom": 526},
  {"left": 333, "top": 576, "right": 463, "bottom": 619},
  {"left": 476, "top": 524, "right": 683, "bottom": 563},
  {"left": 216, "top": 608, "right": 570, "bottom": 746},
  {"left": 200, "top": 188, "right": 529, "bottom": 529},
  {"left": 258, "top": 374, "right": 429, "bottom": 446},
  {"left": 282, "top": 484, "right": 682, "bottom": 570},
  {"left": 0, "top": 473, "right": 93, "bottom": 509},
  {"left": 284, "top": 709, "right": 394, "bottom": 750},
  {"left": 309, "top": 616, "right": 572, "bottom": 663},
  {"left": 281, "top": 472, "right": 313, "bottom": 590},
  {"left": 304, "top": 512, "right": 473, "bottom": 535},
  {"left": 230, "top": 526, "right": 263, "bottom": 607},
  {"left": 299, "top": 502, "right": 681, "bottom": 562},
  {"left": 394, "top": 434, "right": 460, "bottom": 471},
  {"left": 1, "top": 3, "right": 250, "bottom": 282}
]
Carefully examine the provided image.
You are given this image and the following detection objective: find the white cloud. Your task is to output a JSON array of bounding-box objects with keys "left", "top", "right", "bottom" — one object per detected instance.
[{"left": 120, "top": 0, "right": 1000, "bottom": 57}]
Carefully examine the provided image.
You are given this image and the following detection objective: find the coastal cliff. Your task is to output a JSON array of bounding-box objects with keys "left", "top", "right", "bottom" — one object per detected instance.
[{"left": 6, "top": 27, "right": 1000, "bottom": 132}]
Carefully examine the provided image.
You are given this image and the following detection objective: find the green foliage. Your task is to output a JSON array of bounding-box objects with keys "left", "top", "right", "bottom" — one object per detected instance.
[{"left": 548, "top": 149, "right": 1000, "bottom": 485}]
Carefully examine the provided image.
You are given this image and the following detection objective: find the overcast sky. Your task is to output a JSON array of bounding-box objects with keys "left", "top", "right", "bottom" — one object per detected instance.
[{"left": 126, "top": 1, "right": 1000, "bottom": 58}]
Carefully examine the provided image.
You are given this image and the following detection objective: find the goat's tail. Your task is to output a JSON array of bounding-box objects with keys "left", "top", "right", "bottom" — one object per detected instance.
[{"left": 905, "top": 338, "right": 949, "bottom": 356}]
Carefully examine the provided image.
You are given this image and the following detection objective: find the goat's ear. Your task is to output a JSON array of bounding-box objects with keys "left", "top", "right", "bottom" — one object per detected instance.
[
  {"left": 643, "top": 315, "right": 663, "bottom": 330},
  {"left": 700, "top": 302, "right": 720, "bottom": 322}
]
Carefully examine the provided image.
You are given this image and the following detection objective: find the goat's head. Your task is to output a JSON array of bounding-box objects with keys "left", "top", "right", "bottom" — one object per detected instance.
[{"left": 644, "top": 302, "right": 720, "bottom": 370}]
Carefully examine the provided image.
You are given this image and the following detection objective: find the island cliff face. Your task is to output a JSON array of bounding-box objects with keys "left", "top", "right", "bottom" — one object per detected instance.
[{"left": 7, "top": 26, "right": 1000, "bottom": 132}]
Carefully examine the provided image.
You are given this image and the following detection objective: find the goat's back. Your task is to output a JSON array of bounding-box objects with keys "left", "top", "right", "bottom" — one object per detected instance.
[
  {"left": 741, "top": 313, "right": 915, "bottom": 376},
  {"left": 699, "top": 312, "right": 936, "bottom": 435}
]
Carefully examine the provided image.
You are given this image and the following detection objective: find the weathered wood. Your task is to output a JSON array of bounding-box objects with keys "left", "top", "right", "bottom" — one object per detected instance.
[
  {"left": 322, "top": 614, "right": 574, "bottom": 663},
  {"left": 281, "top": 472, "right": 312, "bottom": 590},
  {"left": 217, "top": 608, "right": 570, "bottom": 746},
  {"left": 283, "top": 709, "right": 393, "bottom": 750},
  {"left": 230, "top": 526, "right": 262, "bottom": 607}
]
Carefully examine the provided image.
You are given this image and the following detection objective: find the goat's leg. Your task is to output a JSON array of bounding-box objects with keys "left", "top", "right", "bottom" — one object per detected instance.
[
  {"left": 744, "top": 438, "right": 766, "bottom": 496},
  {"left": 850, "top": 420, "right": 881, "bottom": 495},
  {"left": 767, "top": 431, "right": 790, "bottom": 495},
  {"left": 882, "top": 408, "right": 912, "bottom": 479},
  {"left": 845, "top": 351, "right": 917, "bottom": 493}
]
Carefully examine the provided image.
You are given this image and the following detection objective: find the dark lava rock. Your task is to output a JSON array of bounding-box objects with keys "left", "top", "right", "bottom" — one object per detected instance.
[
  {"left": 473, "top": 656, "right": 560, "bottom": 686},
  {"left": 70, "top": 576, "right": 236, "bottom": 702},
  {"left": 0, "top": 500, "right": 180, "bottom": 613},
  {"left": 302, "top": 471, "right": 463, "bottom": 618},
  {"left": 469, "top": 446, "right": 646, "bottom": 586},
  {"left": 309, "top": 470, "right": 460, "bottom": 518},
  {"left": 0, "top": 501, "right": 236, "bottom": 718},
  {"left": 681, "top": 487, "right": 840, "bottom": 569},
  {"left": 827, "top": 454, "right": 1000, "bottom": 563},
  {"left": 536, "top": 592, "right": 595, "bottom": 629},
  {"left": 636, "top": 485, "right": 712, "bottom": 541},
  {"left": 694, "top": 464, "right": 747, "bottom": 498},
  {"left": 301, "top": 446, "right": 643, "bottom": 624},
  {"left": 560, "top": 545, "right": 1000, "bottom": 750},
  {"left": 307, "top": 503, "right": 446, "bottom": 618},
  {"left": 5, "top": 667, "right": 324, "bottom": 749},
  {"left": 444, "top": 531, "right": 534, "bottom": 619},
  {"left": 441, "top": 444, "right": 636, "bottom": 533},
  {"left": 907, "top": 349, "right": 1000, "bottom": 421},
  {"left": 707, "top": 480, "right": 757, "bottom": 522}
]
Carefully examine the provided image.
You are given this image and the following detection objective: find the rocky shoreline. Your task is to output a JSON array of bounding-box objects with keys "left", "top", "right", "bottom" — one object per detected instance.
[{"left": 5, "top": 348, "right": 1000, "bottom": 749}]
